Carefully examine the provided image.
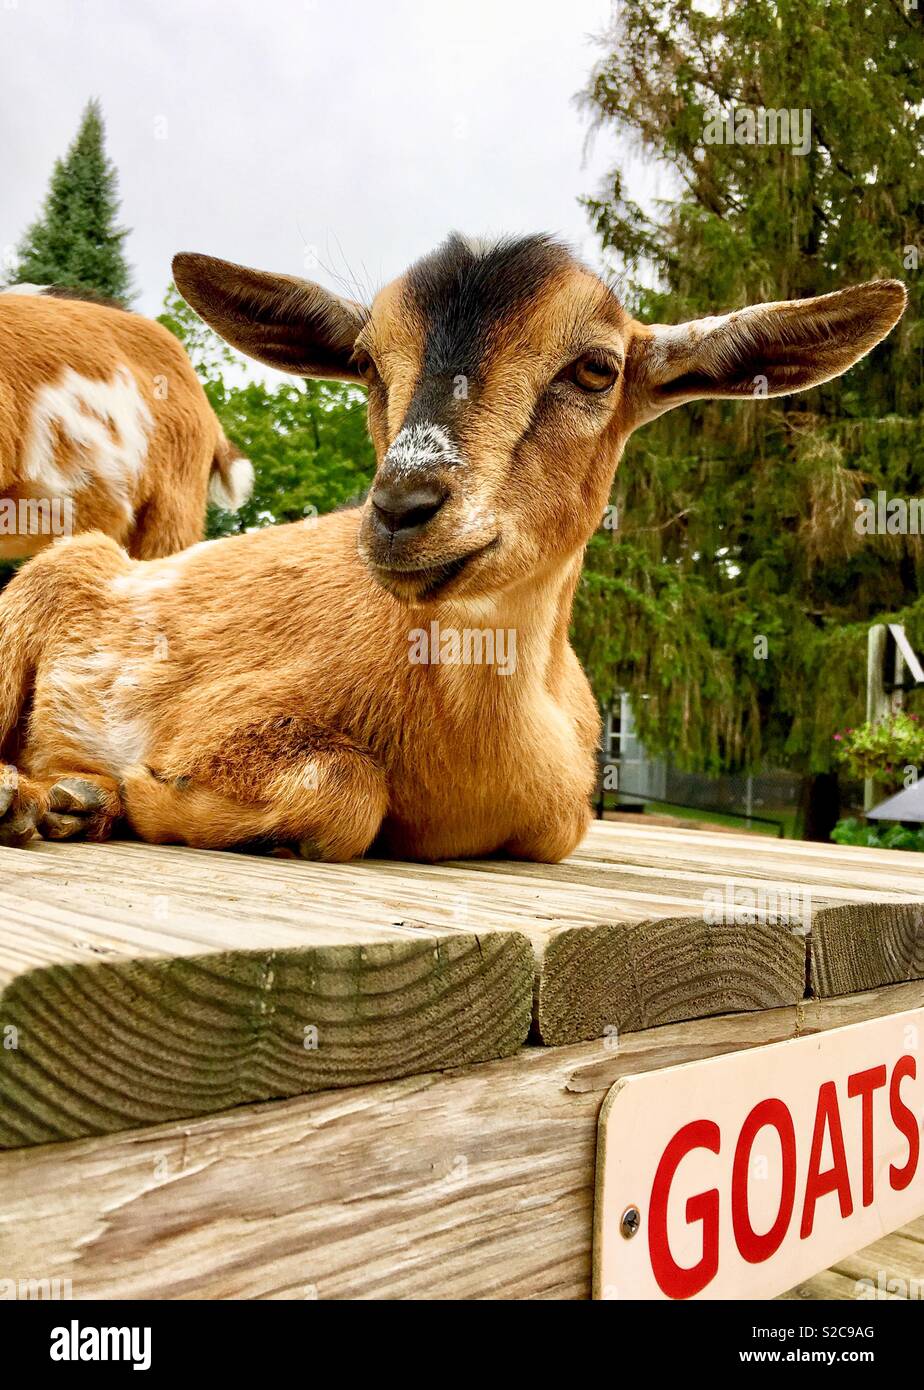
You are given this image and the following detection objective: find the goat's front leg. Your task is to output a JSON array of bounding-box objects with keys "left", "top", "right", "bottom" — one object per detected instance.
[
  {"left": 503, "top": 796, "right": 593, "bottom": 864},
  {"left": 121, "top": 717, "right": 387, "bottom": 862},
  {"left": 0, "top": 766, "right": 123, "bottom": 845}
]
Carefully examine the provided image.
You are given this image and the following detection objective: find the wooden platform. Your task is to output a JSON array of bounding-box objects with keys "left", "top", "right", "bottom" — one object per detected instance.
[
  {"left": 3, "top": 820, "right": 924, "bottom": 1299},
  {"left": 2, "top": 821, "right": 924, "bottom": 1146},
  {"left": 2, "top": 979, "right": 923, "bottom": 1299}
]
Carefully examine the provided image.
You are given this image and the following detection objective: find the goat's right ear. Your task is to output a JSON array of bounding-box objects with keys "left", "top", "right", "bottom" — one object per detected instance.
[{"left": 172, "top": 253, "right": 368, "bottom": 381}]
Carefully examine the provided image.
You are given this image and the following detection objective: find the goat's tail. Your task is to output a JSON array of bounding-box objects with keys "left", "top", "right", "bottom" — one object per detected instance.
[{"left": 209, "top": 429, "right": 255, "bottom": 513}]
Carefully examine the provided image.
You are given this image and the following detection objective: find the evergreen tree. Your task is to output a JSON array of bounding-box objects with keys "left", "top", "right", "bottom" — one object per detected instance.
[
  {"left": 577, "top": 0, "right": 924, "bottom": 834},
  {"left": 8, "top": 98, "right": 134, "bottom": 303}
]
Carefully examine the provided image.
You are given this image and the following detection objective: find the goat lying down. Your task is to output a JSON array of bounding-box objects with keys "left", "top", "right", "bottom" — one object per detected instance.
[
  {"left": 0, "top": 236, "right": 905, "bottom": 860},
  {"left": 0, "top": 286, "right": 252, "bottom": 561}
]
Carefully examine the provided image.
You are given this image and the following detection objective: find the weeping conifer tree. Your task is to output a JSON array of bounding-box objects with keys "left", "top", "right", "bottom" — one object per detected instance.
[{"left": 575, "top": 0, "right": 924, "bottom": 835}]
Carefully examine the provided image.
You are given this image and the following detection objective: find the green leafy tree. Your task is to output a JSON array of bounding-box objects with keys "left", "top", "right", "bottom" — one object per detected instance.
[
  {"left": 7, "top": 98, "right": 134, "bottom": 303},
  {"left": 577, "top": 0, "right": 924, "bottom": 835},
  {"left": 159, "top": 286, "right": 376, "bottom": 538}
]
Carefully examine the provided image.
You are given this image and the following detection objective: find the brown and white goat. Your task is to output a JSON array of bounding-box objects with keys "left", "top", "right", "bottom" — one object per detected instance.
[
  {"left": 0, "top": 236, "right": 905, "bottom": 859},
  {"left": 0, "top": 286, "right": 252, "bottom": 561}
]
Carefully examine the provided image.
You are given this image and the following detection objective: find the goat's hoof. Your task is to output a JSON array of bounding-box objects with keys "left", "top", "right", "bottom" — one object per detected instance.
[
  {"left": 38, "top": 777, "right": 120, "bottom": 842},
  {"left": 0, "top": 765, "right": 39, "bottom": 847}
]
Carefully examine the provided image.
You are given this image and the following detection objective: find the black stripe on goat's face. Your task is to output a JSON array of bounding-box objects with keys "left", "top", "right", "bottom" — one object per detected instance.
[{"left": 357, "top": 233, "right": 631, "bottom": 606}]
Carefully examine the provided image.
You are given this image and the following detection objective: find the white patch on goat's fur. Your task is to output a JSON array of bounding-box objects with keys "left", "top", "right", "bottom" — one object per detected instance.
[
  {"left": 23, "top": 366, "right": 153, "bottom": 512},
  {"left": 110, "top": 540, "right": 216, "bottom": 599},
  {"left": 454, "top": 233, "right": 503, "bottom": 258},
  {"left": 384, "top": 423, "right": 465, "bottom": 477},
  {"left": 446, "top": 594, "right": 498, "bottom": 623},
  {"left": 44, "top": 650, "right": 149, "bottom": 773},
  {"left": 208, "top": 455, "right": 254, "bottom": 511},
  {"left": 648, "top": 311, "right": 739, "bottom": 364},
  {"left": 1, "top": 283, "right": 50, "bottom": 296}
]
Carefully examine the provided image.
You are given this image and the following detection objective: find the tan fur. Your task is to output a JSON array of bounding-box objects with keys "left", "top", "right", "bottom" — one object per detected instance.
[
  {"left": 0, "top": 247, "right": 906, "bottom": 861},
  {"left": 0, "top": 293, "right": 249, "bottom": 561}
]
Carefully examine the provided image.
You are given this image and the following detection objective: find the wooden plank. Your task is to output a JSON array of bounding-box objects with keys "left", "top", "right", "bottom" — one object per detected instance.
[
  {"left": 2, "top": 979, "right": 922, "bottom": 1301},
  {"left": 780, "top": 1226, "right": 924, "bottom": 1300},
  {"left": 4, "top": 837, "right": 809, "bottom": 1056},
  {"left": 578, "top": 822, "right": 924, "bottom": 999},
  {"left": 777, "top": 1269, "right": 862, "bottom": 1300},
  {"left": 0, "top": 844, "right": 535, "bottom": 1149},
  {"left": 582, "top": 819, "right": 924, "bottom": 879}
]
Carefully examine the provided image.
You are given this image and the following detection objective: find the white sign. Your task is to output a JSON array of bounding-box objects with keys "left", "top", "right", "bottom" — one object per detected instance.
[{"left": 594, "top": 1008, "right": 924, "bottom": 1299}]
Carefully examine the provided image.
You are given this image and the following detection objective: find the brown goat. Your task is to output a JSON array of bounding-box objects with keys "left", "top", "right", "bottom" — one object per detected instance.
[
  {"left": 0, "top": 235, "right": 906, "bottom": 859},
  {"left": 0, "top": 287, "right": 252, "bottom": 561}
]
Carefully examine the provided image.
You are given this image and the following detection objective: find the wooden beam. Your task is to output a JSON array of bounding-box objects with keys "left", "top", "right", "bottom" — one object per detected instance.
[
  {"left": 3, "top": 837, "right": 809, "bottom": 1064},
  {"left": 2, "top": 980, "right": 922, "bottom": 1300},
  {"left": 0, "top": 843, "right": 535, "bottom": 1148},
  {"left": 577, "top": 822, "right": 924, "bottom": 999},
  {"left": 4, "top": 815, "right": 922, "bottom": 1150}
]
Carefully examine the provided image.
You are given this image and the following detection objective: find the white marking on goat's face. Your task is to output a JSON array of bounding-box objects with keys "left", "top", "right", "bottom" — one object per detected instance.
[
  {"left": 382, "top": 423, "right": 465, "bottom": 477},
  {"left": 23, "top": 366, "right": 153, "bottom": 513}
]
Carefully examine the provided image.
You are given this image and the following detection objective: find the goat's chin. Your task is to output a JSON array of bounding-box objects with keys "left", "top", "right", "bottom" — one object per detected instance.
[{"left": 363, "top": 538, "right": 500, "bottom": 606}]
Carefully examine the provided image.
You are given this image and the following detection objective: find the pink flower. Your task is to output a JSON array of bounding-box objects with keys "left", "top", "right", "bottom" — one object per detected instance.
[{"left": 833, "top": 733, "right": 842, "bottom": 741}]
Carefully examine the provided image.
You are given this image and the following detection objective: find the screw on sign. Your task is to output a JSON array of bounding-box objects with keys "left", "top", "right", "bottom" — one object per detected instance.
[
  {"left": 593, "top": 1012, "right": 924, "bottom": 1300},
  {"left": 620, "top": 1206, "right": 640, "bottom": 1239}
]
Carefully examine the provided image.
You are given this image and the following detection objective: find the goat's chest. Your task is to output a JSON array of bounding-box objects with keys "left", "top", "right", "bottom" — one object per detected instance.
[{"left": 378, "top": 681, "right": 590, "bottom": 858}]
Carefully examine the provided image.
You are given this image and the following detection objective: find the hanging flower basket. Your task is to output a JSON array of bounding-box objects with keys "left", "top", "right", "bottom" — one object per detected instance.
[{"left": 832, "top": 711, "right": 924, "bottom": 789}]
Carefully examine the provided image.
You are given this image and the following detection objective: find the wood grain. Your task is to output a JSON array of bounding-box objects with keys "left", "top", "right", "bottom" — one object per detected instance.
[
  {"left": 1, "top": 979, "right": 922, "bottom": 1300},
  {"left": 576, "top": 821, "right": 924, "bottom": 1000},
  {"left": 0, "top": 844, "right": 534, "bottom": 1148},
  {"left": 780, "top": 1219, "right": 924, "bottom": 1300},
  {"left": 4, "top": 837, "right": 809, "bottom": 1060},
  {"left": 3, "top": 814, "right": 923, "bottom": 1149}
]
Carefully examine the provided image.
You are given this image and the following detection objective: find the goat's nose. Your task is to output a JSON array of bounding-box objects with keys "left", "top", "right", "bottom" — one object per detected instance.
[{"left": 371, "top": 479, "right": 448, "bottom": 535}]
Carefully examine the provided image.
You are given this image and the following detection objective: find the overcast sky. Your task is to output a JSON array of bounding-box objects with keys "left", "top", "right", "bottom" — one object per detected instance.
[{"left": 0, "top": 0, "right": 663, "bottom": 330}]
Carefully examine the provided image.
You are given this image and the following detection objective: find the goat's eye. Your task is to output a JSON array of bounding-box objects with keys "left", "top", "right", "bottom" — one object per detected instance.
[
  {"left": 354, "top": 351, "right": 379, "bottom": 384},
  {"left": 563, "top": 353, "right": 619, "bottom": 393}
]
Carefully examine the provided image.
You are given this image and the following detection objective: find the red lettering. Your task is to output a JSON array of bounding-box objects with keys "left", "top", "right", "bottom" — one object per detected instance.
[
  {"left": 731, "top": 1098, "right": 797, "bottom": 1263},
  {"left": 800, "top": 1080, "right": 853, "bottom": 1238},
  {"left": 889, "top": 1055, "right": 920, "bottom": 1192},
  {"left": 847, "top": 1065, "right": 887, "bottom": 1206},
  {"left": 649, "top": 1120, "right": 720, "bottom": 1299}
]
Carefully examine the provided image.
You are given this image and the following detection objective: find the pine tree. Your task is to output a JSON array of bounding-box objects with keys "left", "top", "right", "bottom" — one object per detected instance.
[
  {"left": 7, "top": 99, "right": 134, "bottom": 303},
  {"left": 577, "top": 0, "right": 924, "bottom": 835}
]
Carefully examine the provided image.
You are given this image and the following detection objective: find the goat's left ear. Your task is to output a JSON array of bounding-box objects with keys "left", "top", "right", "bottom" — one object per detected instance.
[
  {"left": 172, "top": 253, "right": 368, "bottom": 381},
  {"left": 623, "top": 280, "right": 907, "bottom": 426}
]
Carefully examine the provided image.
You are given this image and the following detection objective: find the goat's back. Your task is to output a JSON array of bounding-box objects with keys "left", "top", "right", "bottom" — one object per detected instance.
[{"left": 0, "top": 292, "right": 221, "bottom": 559}]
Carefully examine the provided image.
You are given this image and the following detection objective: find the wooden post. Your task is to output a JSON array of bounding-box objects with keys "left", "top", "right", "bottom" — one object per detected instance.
[{"left": 865, "top": 624, "right": 889, "bottom": 811}]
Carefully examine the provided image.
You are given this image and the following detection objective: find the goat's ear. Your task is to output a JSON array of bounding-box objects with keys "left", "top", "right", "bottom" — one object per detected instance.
[
  {"left": 623, "top": 280, "right": 906, "bottom": 425},
  {"left": 172, "top": 253, "right": 368, "bottom": 381}
]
